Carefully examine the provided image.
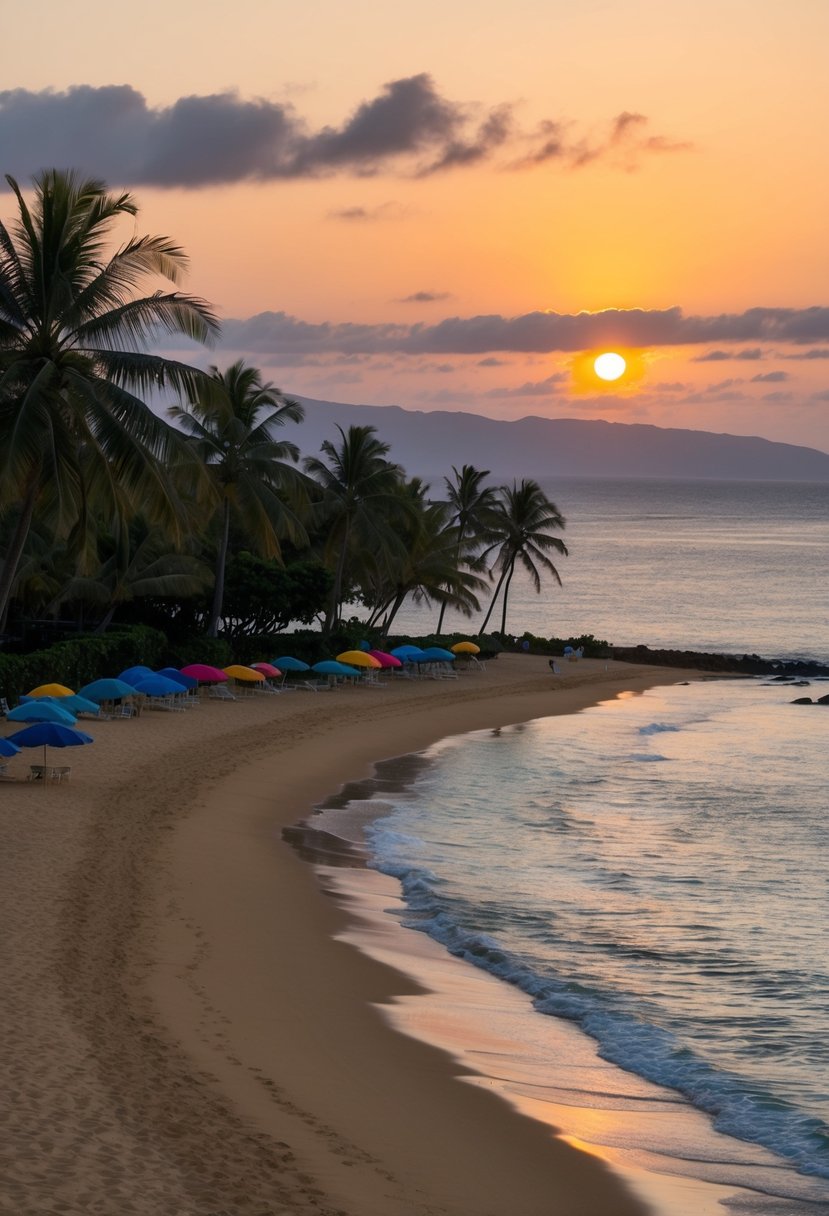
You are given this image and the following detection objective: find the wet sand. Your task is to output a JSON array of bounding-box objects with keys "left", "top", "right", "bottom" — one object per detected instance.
[{"left": 0, "top": 654, "right": 715, "bottom": 1215}]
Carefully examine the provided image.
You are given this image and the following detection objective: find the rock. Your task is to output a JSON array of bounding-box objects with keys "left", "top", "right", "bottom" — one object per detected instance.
[
  {"left": 818, "top": 694, "right": 829, "bottom": 705},
  {"left": 790, "top": 697, "right": 813, "bottom": 704}
]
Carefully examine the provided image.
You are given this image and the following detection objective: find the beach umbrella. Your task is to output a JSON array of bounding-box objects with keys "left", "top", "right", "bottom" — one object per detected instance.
[
  {"left": 180, "top": 663, "right": 228, "bottom": 684},
  {"left": 119, "top": 665, "right": 155, "bottom": 686},
  {"left": 451, "top": 641, "right": 480, "bottom": 655},
  {"left": 272, "top": 656, "right": 310, "bottom": 672},
  {"left": 27, "top": 683, "right": 75, "bottom": 698},
  {"left": 78, "top": 677, "right": 138, "bottom": 703},
  {"left": 0, "top": 738, "right": 21, "bottom": 757},
  {"left": 6, "top": 722, "right": 94, "bottom": 767},
  {"left": 223, "top": 664, "right": 265, "bottom": 683},
  {"left": 367, "top": 649, "right": 402, "bottom": 668},
  {"left": 133, "top": 674, "right": 189, "bottom": 698},
  {"left": 7, "top": 700, "right": 78, "bottom": 725},
  {"left": 412, "top": 647, "right": 456, "bottom": 663},
  {"left": 251, "top": 662, "right": 282, "bottom": 679},
  {"left": 336, "top": 650, "right": 382, "bottom": 668},
  {"left": 55, "top": 694, "right": 101, "bottom": 716},
  {"left": 390, "top": 645, "right": 424, "bottom": 660},
  {"left": 312, "top": 660, "right": 361, "bottom": 677},
  {"left": 156, "top": 667, "right": 198, "bottom": 690}
]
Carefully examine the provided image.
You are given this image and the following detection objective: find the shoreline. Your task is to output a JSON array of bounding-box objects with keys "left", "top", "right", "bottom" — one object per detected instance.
[{"left": 1, "top": 655, "right": 735, "bottom": 1215}]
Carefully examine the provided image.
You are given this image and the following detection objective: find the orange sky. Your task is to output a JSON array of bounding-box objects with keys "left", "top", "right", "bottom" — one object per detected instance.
[{"left": 2, "top": 0, "right": 828, "bottom": 450}]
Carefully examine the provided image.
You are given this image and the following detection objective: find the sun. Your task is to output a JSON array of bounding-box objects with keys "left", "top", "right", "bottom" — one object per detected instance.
[{"left": 594, "top": 351, "right": 627, "bottom": 381}]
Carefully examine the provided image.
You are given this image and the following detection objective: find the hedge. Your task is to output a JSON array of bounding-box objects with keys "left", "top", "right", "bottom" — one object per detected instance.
[{"left": 0, "top": 625, "right": 167, "bottom": 705}]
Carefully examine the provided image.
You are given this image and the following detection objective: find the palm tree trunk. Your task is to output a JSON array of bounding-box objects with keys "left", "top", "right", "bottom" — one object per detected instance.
[
  {"left": 478, "top": 563, "right": 510, "bottom": 635},
  {"left": 207, "top": 497, "right": 231, "bottom": 638},
  {"left": 499, "top": 562, "right": 516, "bottom": 638},
  {"left": 382, "top": 592, "right": 406, "bottom": 634},
  {"left": 0, "top": 468, "right": 41, "bottom": 632},
  {"left": 324, "top": 520, "right": 351, "bottom": 635}
]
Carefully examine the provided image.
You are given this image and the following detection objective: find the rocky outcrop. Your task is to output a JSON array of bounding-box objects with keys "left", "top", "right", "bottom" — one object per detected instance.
[{"left": 609, "top": 644, "right": 829, "bottom": 679}]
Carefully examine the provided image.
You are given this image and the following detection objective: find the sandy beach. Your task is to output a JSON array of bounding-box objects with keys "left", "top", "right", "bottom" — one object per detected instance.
[{"left": 1, "top": 654, "right": 714, "bottom": 1216}]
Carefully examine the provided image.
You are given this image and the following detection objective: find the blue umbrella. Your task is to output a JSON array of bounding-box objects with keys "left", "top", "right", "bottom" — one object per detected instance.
[
  {"left": 119, "top": 665, "right": 155, "bottom": 686},
  {"left": 415, "top": 647, "right": 456, "bottom": 662},
  {"left": 157, "top": 667, "right": 198, "bottom": 690},
  {"left": 0, "top": 738, "right": 21, "bottom": 758},
  {"left": 55, "top": 694, "right": 100, "bottom": 716},
  {"left": 7, "top": 700, "right": 78, "bottom": 725},
  {"left": 78, "top": 678, "right": 137, "bottom": 703},
  {"left": 133, "top": 674, "right": 188, "bottom": 698},
  {"left": 312, "top": 660, "right": 361, "bottom": 677},
  {"left": 7, "top": 722, "right": 94, "bottom": 768},
  {"left": 390, "top": 645, "right": 425, "bottom": 659},
  {"left": 273, "top": 655, "right": 310, "bottom": 672}
]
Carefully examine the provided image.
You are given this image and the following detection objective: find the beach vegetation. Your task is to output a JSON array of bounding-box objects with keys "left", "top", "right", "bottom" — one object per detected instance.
[
  {"left": 303, "top": 424, "right": 408, "bottom": 635},
  {"left": 169, "top": 359, "right": 310, "bottom": 637},
  {"left": 435, "top": 464, "right": 500, "bottom": 635},
  {"left": 362, "top": 480, "right": 488, "bottom": 634},
  {"left": 478, "top": 480, "right": 568, "bottom": 638},
  {"left": 0, "top": 168, "right": 218, "bottom": 629}
]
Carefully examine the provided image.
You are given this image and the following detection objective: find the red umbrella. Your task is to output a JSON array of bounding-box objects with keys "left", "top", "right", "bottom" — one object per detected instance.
[
  {"left": 368, "top": 649, "right": 403, "bottom": 668},
  {"left": 180, "top": 663, "right": 229, "bottom": 684},
  {"left": 251, "top": 662, "right": 282, "bottom": 678}
]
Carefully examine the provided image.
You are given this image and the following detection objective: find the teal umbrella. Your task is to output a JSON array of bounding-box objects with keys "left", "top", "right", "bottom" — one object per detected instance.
[{"left": 7, "top": 700, "right": 78, "bottom": 725}]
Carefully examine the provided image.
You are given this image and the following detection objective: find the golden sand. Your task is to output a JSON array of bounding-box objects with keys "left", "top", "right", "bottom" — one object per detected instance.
[{"left": 0, "top": 654, "right": 715, "bottom": 1215}]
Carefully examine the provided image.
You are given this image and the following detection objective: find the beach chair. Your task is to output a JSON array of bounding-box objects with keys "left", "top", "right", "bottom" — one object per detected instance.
[
  {"left": 209, "top": 684, "right": 237, "bottom": 701},
  {"left": 0, "top": 697, "right": 9, "bottom": 716},
  {"left": 549, "top": 659, "right": 562, "bottom": 676},
  {"left": 470, "top": 656, "right": 487, "bottom": 673}
]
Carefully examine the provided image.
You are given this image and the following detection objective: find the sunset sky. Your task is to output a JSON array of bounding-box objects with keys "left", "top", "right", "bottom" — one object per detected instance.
[{"left": 2, "top": 0, "right": 828, "bottom": 451}]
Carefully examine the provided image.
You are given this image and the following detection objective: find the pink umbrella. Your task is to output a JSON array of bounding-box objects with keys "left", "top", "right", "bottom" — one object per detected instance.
[
  {"left": 368, "top": 649, "right": 403, "bottom": 668},
  {"left": 180, "top": 663, "right": 229, "bottom": 684},
  {"left": 251, "top": 662, "right": 282, "bottom": 678}
]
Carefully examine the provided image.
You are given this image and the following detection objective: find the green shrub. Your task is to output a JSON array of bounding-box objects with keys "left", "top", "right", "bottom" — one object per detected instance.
[{"left": 0, "top": 625, "right": 167, "bottom": 704}]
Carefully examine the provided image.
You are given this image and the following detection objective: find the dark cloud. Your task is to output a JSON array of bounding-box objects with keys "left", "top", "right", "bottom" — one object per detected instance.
[
  {"left": 478, "top": 356, "right": 510, "bottom": 367},
  {"left": 0, "top": 77, "right": 690, "bottom": 189},
  {"left": 694, "top": 347, "right": 764, "bottom": 362},
  {"left": 514, "top": 110, "right": 691, "bottom": 170},
  {"left": 218, "top": 305, "right": 829, "bottom": 358},
  {"left": 396, "top": 291, "right": 453, "bottom": 303},
  {"left": 751, "top": 371, "right": 789, "bottom": 383},
  {"left": 784, "top": 348, "right": 829, "bottom": 359},
  {"left": 328, "top": 201, "right": 406, "bottom": 221}
]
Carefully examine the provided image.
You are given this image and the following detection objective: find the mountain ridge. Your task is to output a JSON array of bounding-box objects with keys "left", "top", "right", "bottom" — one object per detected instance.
[{"left": 292, "top": 397, "right": 829, "bottom": 482}]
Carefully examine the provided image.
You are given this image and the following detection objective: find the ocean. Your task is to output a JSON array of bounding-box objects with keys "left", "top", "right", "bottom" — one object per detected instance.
[
  {"left": 311, "top": 479, "right": 829, "bottom": 1212},
  {"left": 390, "top": 477, "right": 829, "bottom": 664}
]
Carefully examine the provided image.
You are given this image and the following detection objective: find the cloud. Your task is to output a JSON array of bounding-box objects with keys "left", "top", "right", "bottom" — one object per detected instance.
[
  {"left": 217, "top": 305, "right": 829, "bottom": 358},
  {"left": 396, "top": 291, "right": 453, "bottom": 304},
  {"left": 483, "top": 373, "right": 567, "bottom": 398},
  {"left": 694, "top": 348, "right": 764, "bottom": 362},
  {"left": 0, "top": 77, "right": 690, "bottom": 189},
  {"left": 751, "top": 371, "right": 789, "bottom": 383},
  {"left": 514, "top": 110, "right": 692, "bottom": 170},
  {"left": 784, "top": 348, "right": 829, "bottom": 359},
  {"left": 328, "top": 202, "right": 407, "bottom": 221}
]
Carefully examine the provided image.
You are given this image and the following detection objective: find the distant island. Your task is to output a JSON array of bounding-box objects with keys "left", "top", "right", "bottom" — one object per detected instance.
[{"left": 295, "top": 397, "right": 829, "bottom": 482}]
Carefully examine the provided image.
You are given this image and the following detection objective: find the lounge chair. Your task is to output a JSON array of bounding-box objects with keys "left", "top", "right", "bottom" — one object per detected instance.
[{"left": 208, "top": 684, "right": 237, "bottom": 701}]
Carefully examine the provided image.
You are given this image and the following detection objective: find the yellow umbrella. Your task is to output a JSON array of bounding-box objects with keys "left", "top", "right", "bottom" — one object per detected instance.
[
  {"left": 336, "top": 650, "right": 382, "bottom": 668},
  {"left": 28, "top": 683, "right": 75, "bottom": 698},
  {"left": 223, "top": 664, "right": 265, "bottom": 682},
  {"left": 450, "top": 641, "right": 480, "bottom": 655}
]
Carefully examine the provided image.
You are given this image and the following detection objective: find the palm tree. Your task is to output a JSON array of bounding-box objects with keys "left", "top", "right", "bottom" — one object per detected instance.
[
  {"left": 435, "top": 464, "right": 499, "bottom": 635},
  {"left": 363, "top": 480, "right": 487, "bottom": 633},
  {"left": 304, "top": 425, "right": 406, "bottom": 634},
  {"left": 478, "top": 480, "right": 568, "bottom": 637},
  {"left": 169, "top": 360, "right": 309, "bottom": 637},
  {"left": 0, "top": 168, "right": 218, "bottom": 627}
]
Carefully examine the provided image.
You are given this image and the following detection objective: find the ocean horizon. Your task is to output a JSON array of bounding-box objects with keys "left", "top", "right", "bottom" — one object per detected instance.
[{"left": 390, "top": 476, "right": 829, "bottom": 666}]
